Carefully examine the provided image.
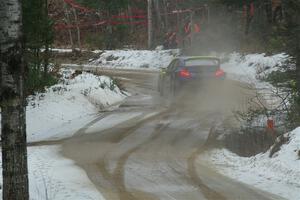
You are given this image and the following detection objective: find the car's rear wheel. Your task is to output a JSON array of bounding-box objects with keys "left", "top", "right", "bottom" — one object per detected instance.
[
  {"left": 171, "top": 79, "right": 180, "bottom": 97},
  {"left": 159, "top": 84, "right": 164, "bottom": 96},
  {"left": 159, "top": 80, "right": 165, "bottom": 96}
]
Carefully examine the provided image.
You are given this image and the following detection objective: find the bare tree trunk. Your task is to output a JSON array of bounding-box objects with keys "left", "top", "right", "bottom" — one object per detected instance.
[
  {"left": 295, "top": 11, "right": 300, "bottom": 91},
  {"left": 106, "top": 10, "right": 113, "bottom": 49},
  {"left": 297, "top": 51, "right": 300, "bottom": 93},
  {"left": 190, "top": 11, "right": 195, "bottom": 46},
  {"left": 162, "top": 0, "right": 169, "bottom": 31},
  {"left": 265, "top": 0, "right": 273, "bottom": 24},
  {"left": 64, "top": 3, "right": 74, "bottom": 50},
  {"left": 245, "top": 4, "right": 253, "bottom": 35},
  {"left": 175, "top": 0, "right": 180, "bottom": 29},
  {"left": 128, "top": 5, "right": 134, "bottom": 34},
  {"left": 44, "top": 0, "right": 49, "bottom": 77},
  {"left": 148, "top": 0, "right": 153, "bottom": 49},
  {"left": 0, "top": 0, "right": 29, "bottom": 199},
  {"left": 72, "top": 8, "right": 81, "bottom": 51},
  {"left": 154, "top": 0, "right": 163, "bottom": 30}
]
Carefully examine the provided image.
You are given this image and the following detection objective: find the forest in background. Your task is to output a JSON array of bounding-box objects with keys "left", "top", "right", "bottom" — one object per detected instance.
[
  {"left": 23, "top": 0, "right": 299, "bottom": 54},
  {"left": 24, "top": 0, "right": 299, "bottom": 118},
  {"left": 20, "top": 0, "right": 300, "bottom": 127},
  {"left": 45, "top": 0, "right": 296, "bottom": 52}
]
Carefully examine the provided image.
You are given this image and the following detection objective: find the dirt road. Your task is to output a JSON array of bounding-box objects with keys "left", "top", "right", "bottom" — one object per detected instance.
[{"left": 61, "top": 69, "right": 284, "bottom": 200}]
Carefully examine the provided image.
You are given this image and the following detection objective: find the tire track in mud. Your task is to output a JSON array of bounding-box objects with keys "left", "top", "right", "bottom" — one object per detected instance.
[
  {"left": 157, "top": 113, "right": 226, "bottom": 200},
  {"left": 108, "top": 113, "right": 226, "bottom": 200},
  {"left": 73, "top": 113, "right": 110, "bottom": 136},
  {"left": 27, "top": 114, "right": 110, "bottom": 147},
  {"left": 147, "top": 119, "right": 227, "bottom": 200},
  {"left": 95, "top": 111, "right": 171, "bottom": 200},
  {"left": 113, "top": 123, "right": 169, "bottom": 200},
  {"left": 60, "top": 107, "right": 171, "bottom": 200},
  {"left": 187, "top": 127, "right": 226, "bottom": 200}
]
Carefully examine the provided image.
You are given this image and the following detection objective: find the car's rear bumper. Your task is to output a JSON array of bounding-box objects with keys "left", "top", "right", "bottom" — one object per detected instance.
[
  {"left": 178, "top": 77, "right": 224, "bottom": 86},
  {"left": 174, "top": 78, "right": 226, "bottom": 96}
]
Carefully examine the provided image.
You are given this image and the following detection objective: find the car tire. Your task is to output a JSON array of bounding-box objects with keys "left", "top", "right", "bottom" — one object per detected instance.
[
  {"left": 159, "top": 84, "right": 164, "bottom": 96},
  {"left": 159, "top": 78, "right": 165, "bottom": 96},
  {"left": 172, "top": 79, "right": 180, "bottom": 97}
]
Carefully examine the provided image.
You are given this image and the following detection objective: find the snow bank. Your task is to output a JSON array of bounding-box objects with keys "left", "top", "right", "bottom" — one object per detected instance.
[
  {"left": 199, "top": 127, "right": 300, "bottom": 200},
  {"left": 0, "top": 70, "right": 128, "bottom": 199},
  {"left": 0, "top": 146, "right": 105, "bottom": 200},
  {"left": 89, "top": 50, "right": 288, "bottom": 76},
  {"left": 0, "top": 69, "right": 126, "bottom": 143},
  {"left": 222, "top": 53, "right": 290, "bottom": 123},
  {"left": 27, "top": 70, "right": 126, "bottom": 142},
  {"left": 89, "top": 49, "right": 180, "bottom": 69},
  {"left": 222, "top": 52, "right": 289, "bottom": 85},
  {"left": 201, "top": 52, "right": 299, "bottom": 199}
]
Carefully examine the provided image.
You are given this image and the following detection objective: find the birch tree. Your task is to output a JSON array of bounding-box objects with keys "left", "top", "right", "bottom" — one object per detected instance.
[{"left": 0, "top": 0, "right": 29, "bottom": 199}]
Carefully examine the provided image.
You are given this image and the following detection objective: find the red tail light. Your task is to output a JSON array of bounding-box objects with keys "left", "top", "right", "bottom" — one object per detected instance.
[
  {"left": 179, "top": 68, "right": 191, "bottom": 78},
  {"left": 215, "top": 69, "right": 225, "bottom": 78}
]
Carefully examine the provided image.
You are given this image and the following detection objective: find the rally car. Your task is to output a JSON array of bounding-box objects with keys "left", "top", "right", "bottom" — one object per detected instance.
[{"left": 158, "top": 56, "right": 225, "bottom": 97}]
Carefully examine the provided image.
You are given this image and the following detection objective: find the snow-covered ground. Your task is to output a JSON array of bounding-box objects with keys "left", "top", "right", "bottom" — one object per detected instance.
[
  {"left": 0, "top": 145, "right": 105, "bottom": 200},
  {"left": 221, "top": 52, "right": 289, "bottom": 85},
  {"left": 201, "top": 52, "right": 300, "bottom": 200},
  {"left": 199, "top": 127, "right": 300, "bottom": 200},
  {"left": 222, "top": 52, "right": 288, "bottom": 103},
  {"left": 87, "top": 50, "right": 287, "bottom": 76},
  {"left": 0, "top": 69, "right": 127, "bottom": 199},
  {"left": 221, "top": 52, "right": 290, "bottom": 127},
  {"left": 89, "top": 48, "right": 180, "bottom": 69},
  {"left": 1, "top": 69, "right": 126, "bottom": 143},
  {"left": 0, "top": 49, "right": 298, "bottom": 199},
  {"left": 27, "top": 70, "right": 126, "bottom": 142}
]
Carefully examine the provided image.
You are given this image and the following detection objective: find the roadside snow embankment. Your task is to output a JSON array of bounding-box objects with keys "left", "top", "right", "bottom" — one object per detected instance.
[
  {"left": 27, "top": 70, "right": 126, "bottom": 142},
  {"left": 202, "top": 52, "right": 299, "bottom": 200},
  {"left": 199, "top": 127, "right": 300, "bottom": 200},
  {"left": 0, "top": 145, "right": 105, "bottom": 200},
  {"left": 222, "top": 52, "right": 290, "bottom": 123},
  {"left": 0, "top": 69, "right": 126, "bottom": 143},
  {"left": 89, "top": 49, "right": 180, "bottom": 69},
  {"left": 222, "top": 52, "right": 289, "bottom": 85},
  {"left": 0, "top": 69, "right": 126, "bottom": 199}
]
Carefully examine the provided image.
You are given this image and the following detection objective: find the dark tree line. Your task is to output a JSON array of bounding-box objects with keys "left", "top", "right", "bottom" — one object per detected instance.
[{"left": 23, "top": 0, "right": 56, "bottom": 95}]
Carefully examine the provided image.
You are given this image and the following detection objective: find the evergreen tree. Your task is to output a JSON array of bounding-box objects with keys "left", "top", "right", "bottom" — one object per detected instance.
[
  {"left": 23, "top": 0, "right": 55, "bottom": 94},
  {"left": 282, "top": 0, "right": 300, "bottom": 126}
]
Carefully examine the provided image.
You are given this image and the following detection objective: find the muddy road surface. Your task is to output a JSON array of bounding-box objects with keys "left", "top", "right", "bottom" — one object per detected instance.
[{"left": 61, "top": 69, "right": 284, "bottom": 200}]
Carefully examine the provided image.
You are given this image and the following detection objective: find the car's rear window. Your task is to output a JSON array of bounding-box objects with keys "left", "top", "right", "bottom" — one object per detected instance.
[{"left": 185, "top": 59, "right": 219, "bottom": 67}]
